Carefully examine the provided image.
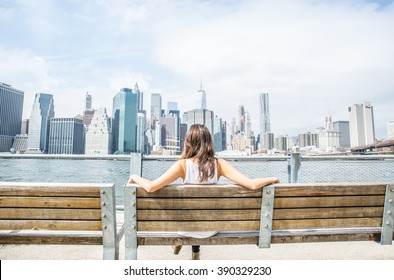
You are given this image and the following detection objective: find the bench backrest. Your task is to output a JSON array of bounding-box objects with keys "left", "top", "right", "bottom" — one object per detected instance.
[
  {"left": 1, "top": 183, "right": 104, "bottom": 231},
  {"left": 133, "top": 184, "right": 262, "bottom": 232},
  {"left": 125, "top": 183, "right": 394, "bottom": 250},
  {"left": 0, "top": 182, "right": 119, "bottom": 259},
  {"left": 272, "top": 182, "right": 387, "bottom": 230}
]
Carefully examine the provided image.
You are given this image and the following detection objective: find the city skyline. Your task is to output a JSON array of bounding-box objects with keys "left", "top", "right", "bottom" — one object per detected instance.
[{"left": 1, "top": 0, "right": 393, "bottom": 139}]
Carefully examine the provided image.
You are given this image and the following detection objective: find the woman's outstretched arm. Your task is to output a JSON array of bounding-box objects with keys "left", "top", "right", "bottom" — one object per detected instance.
[
  {"left": 217, "top": 158, "right": 279, "bottom": 190},
  {"left": 128, "top": 160, "right": 184, "bottom": 192}
]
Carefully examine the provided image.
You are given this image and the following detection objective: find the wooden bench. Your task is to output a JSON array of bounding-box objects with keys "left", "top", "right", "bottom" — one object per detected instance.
[
  {"left": 124, "top": 182, "right": 394, "bottom": 260},
  {"left": 0, "top": 182, "right": 124, "bottom": 260}
]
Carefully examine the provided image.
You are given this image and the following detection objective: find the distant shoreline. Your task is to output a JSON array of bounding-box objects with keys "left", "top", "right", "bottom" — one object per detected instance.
[{"left": 0, "top": 153, "right": 131, "bottom": 161}]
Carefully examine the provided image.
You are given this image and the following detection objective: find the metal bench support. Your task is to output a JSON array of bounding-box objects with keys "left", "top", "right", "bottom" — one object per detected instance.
[
  {"left": 259, "top": 185, "right": 275, "bottom": 248},
  {"left": 100, "top": 184, "right": 119, "bottom": 260},
  {"left": 381, "top": 184, "right": 394, "bottom": 245},
  {"left": 125, "top": 184, "right": 138, "bottom": 260}
]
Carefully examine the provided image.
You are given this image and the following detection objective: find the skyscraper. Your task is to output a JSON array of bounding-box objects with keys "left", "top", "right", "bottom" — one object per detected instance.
[
  {"left": 112, "top": 88, "right": 138, "bottom": 154},
  {"left": 259, "top": 93, "right": 271, "bottom": 149},
  {"left": 134, "top": 83, "right": 143, "bottom": 111},
  {"left": 27, "top": 93, "right": 55, "bottom": 153},
  {"left": 185, "top": 109, "right": 214, "bottom": 134},
  {"left": 150, "top": 93, "right": 162, "bottom": 123},
  {"left": 0, "top": 82, "right": 24, "bottom": 152},
  {"left": 348, "top": 102, "right": 375, "bottom": 147},
  {"left": 136, "top": 111, "right": 146, "bottom": 153},
  {"left": 161, "top": 113, "right": 180, "bottom": 154},
  {"left": 48, "top": 118, "right": 84, "bottom": 154},
  {"left": 197, "top": 82, "right": 207, "bottom": 110},
  {"left": 238, "top": 105, "right": 245, "bottom": 133},
  {"left": 85, "top": 108, "right": 112, "bottom": 155},
  {"left": 85, "top": 92, "right": 92, "bottom": 111}
]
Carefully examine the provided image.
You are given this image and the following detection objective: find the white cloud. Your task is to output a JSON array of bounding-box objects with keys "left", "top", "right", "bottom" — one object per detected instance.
[{"left": 1, "top": 0, "right": 393, "bottom": 139}]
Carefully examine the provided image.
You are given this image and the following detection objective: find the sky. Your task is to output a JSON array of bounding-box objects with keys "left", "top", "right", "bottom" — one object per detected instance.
[{"left": 1, "top": 0, "right": 393, "bottom": 139}]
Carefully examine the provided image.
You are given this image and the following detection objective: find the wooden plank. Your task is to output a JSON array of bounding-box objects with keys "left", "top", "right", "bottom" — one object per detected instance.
[
  {"left": 136, "top": 184, "right": 262, "bottom": 198},
  {"left": 137, "top": 221, "right": 259, "bottom": 231},
  {"left": 0, "top": 220, "right": 102, "bottom": 231},
  {"left": 274, "top": 195, "right": 384, "bottom": 208},
  {"left": 133, "top": 183, "right": 391, "bottom": 198},
  {"left": 0, "top": 183, "right": 105, "bottom": 197},
  {"left": 273, "top": 183, "right": 388, "bottom": 197},
  {"left": 272, "top": 217, "right": 382, "bottom": 230},
  {"left": 0, "top": 197, "right": 101, "bottom": 209},
  {"left": 0, "top": 208, "right": 102, "bottom": 220},
  {"left": 136, "top": 230, "right": 393, "bottom": 246},
  {"left": 137, "top": 198, "right": 261, "bottom": 210},
  {"left": 137, "top": 209, "right": 261, "bottom": 221},
  {"left": 0, "top": 231, "right": 102, "bottom": 245},
  {"left": 138, "top": 236, "right": 259, "bottom": 246},
  {"left": 273, "top": 207, "right": 384, "bottom": 220}
]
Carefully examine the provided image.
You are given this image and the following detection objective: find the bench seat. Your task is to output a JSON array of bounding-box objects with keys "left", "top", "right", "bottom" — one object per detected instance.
[
  {"left": 0, "top": 182, "right": 124, "bottom": 260},
  {"left": 124, "top": 182, "right": 394, "bottom": 259}
]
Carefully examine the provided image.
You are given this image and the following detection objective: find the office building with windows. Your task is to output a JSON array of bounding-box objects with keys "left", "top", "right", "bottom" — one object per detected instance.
[
  {"left": 259, "top": 93, "right": 271, "bottom": 149},
  {"left": 348, "top": 102, "right": 375, "bottom": 147},
  {"left": 48, "top": 118, "right": 84, "bottom": 154},
  {"left": 333, "top": 121, "right": 350, "bottom": 148},
  {"left": 112, "top": 88, "right": 138, "bottom": 154},
  {"left": 0, "top": 82, "right": 24, "bottom": 152},
  {"left": 27, "top": 93, "right": 55, "bottom": 153},
  {"left": 185, "top": 109, "right": 214, "bottom": 134},
  {"left": 85, "top": 108, "right": 112, "bottom": 155}
]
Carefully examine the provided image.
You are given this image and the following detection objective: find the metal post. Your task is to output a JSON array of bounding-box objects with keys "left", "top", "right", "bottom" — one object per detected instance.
[
  {"left": 130, "top": 153, "right": 142, "bottom": 176},
  {"left": 124, "top": 184, "right": 138, "bottom": 260},
  {"left": 100, "top": 184, "right": 119, "bottom": 260},
  {"left": 381, "top": 185, "right": 394, "bottom": 245},
  {"left": 259, "top": 185, "right": 275, "bottom": 248},
  {"left": 290, "top": 152, "right": 301, "bottom": 183}
]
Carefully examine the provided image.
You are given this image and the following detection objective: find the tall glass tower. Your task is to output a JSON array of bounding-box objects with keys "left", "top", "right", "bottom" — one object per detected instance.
[
  {"left": 150, "top": 93, "right": 162, "bottom": 121},
  {"left": 259, "top": 93, "right": 271, "bottom": 148},
  {"left": 197, "top": 83, "right": 207, "bottom": 110},
  {"left": 0, "top": 82, "right": 24, "bottom": 152},
  {"left": 112, "top": 88, "right": 138, "bottom": 154},
  {"left": 27, "top": 93, "right": 54, "bottom": 153},
  {"left": 85, "top": 92, "right": 92, "bottom": 111}
]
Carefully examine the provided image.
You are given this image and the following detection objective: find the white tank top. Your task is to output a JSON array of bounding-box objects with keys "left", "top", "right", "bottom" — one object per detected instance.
[{"left": 183, "top": 159, "right": 218, "bottom": 184}]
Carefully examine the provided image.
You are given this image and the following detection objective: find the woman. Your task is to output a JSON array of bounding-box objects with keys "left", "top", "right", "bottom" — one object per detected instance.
[{"left": 129, "top": 124, "right": 280, "bottom": 191}]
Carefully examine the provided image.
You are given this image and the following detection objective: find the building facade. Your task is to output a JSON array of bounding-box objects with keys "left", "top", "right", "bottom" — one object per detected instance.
[
  {"left": 0, "top": 82, "right": 24, "bottom": 152},
  {"left": 161, "top": 113, "right": 180, "bottom": 155},
  {"left": 333, "top": 121, "right": 350, "bottom": 148},
  {"left": 48, "top": 118, "right": 84, "bottom": 154},
  {"left": 299, "top": 132, "right": 319, "bottom": 148},
  {"left": 348, "top": 102, "right": 375, "bottom": 147},
  {"left": 150, "top": 93, "right": 162, "bottom": 124},
  {"left": 185, "top": 109, "right": 214, "bottom": 134},
  {"left": 85, "top": 108, "right": 112, "bottom": 155},
  {"left": 27, "top": 93, "right": 55, "bottom": 153},
  {"left": 136, "top": 111, "right": 146, "bottom": 154},
  {"left": 275, "top": 135, "right": 288, "bottom": 152},
  {"left": 387, "top": 121, "right": 394, "bottom": 139},
  {"left": 259, "top": 93, "right": 271, "bottom": 149},
  {"left": 112, "top": 88, "right": 138, "bottom": 154},
  {"left": 197, "top": 84, "right": 207, "bottom": 110}
]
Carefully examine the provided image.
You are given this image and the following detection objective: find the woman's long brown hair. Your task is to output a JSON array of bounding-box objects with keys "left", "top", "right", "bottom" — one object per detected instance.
[{"left": 180, "top": 124, "right": 216, "bottom": 182}]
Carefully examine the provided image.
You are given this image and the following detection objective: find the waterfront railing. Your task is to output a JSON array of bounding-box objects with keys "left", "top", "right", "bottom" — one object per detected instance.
[{"left": 131, "top": 153, "right": 394, "bottom": 184}]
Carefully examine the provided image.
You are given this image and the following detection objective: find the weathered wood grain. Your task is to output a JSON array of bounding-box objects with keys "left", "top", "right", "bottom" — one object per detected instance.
[
  {"left": 0, "top": 197, "right": 101, "bottom": 209},
  {"left": 0, "top": 219, "right": 102, "bottom": 231},
  {"left": 0, "top": 208, "right": 101, "bottom": 220}
]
